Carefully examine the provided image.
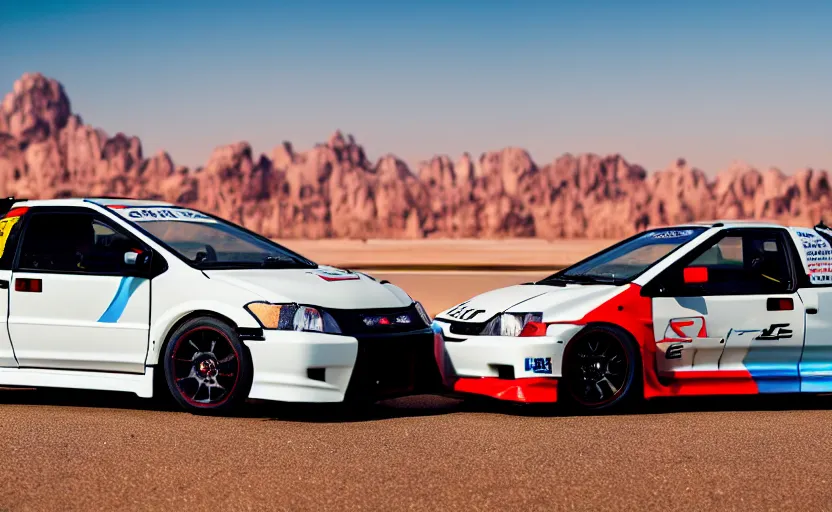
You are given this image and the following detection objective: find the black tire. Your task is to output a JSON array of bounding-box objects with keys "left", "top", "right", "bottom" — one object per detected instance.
[
  {"left": 560, "top": 325, "right": 641, "bottom": 414},
  {"left": 163, "top": 317, "right": 253, "bottom": 415}
]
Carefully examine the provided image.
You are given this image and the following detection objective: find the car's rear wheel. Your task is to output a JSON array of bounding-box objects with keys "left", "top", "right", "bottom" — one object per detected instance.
[
  {"left": 163, "top": 317, "right": 252, "bottom": 415},
  {"left": 561, "top": 325, "right": 640, "bottom": 413}
]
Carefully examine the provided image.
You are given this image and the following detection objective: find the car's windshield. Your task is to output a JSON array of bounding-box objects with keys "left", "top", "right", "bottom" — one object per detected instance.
[
  {"left": 540, "top": 227, "right": 706, "bottom": 284},
  {"left": 113, "top": 206, "right": 317, "bottom": 269}
]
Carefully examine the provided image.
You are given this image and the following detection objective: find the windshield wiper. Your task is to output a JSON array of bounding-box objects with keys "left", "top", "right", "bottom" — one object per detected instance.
[
  {"left": 260, "top": 256, "right": 311, "bottom": 268},
  {"left": 568, "top": 273, "right": 625, "bottom": 285},
  {"left": 532, "top": 276, "right": 568, "bottom": 286},
  {"left": 538, "top": 274, "right": 623, "bottom": 285}
]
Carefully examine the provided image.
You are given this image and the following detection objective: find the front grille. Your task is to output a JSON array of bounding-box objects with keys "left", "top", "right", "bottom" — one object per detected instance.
[
  {"left": 443, "top": 317, "right": 493, "bottom": 336},
  {"left": 344, "top": 329, "right": 442, "bottom": 400},
  {"left": 326, "top": 304, "right": 429, "bottom": 336}
]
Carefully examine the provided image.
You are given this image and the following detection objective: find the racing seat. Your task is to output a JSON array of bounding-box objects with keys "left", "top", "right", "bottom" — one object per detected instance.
[
  {"left": 18, "top": 217, "right": 81, "bottom": 270},
  {"left": 748, "top": 239, "right": 788, "bottom": 290}
]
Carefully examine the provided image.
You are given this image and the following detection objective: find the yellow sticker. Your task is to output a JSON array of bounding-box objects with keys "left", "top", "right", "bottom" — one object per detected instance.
[{"left": 0, "top": 216, "right": 21, "bottom": 259}]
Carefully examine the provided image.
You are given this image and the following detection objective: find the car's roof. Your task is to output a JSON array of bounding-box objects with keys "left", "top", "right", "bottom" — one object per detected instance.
[
  {"left": 11, "top": 197, "right": 174, "bottom": 208},
  {"left": 662, "top": 220, "right": 806, "bottom": 230}
]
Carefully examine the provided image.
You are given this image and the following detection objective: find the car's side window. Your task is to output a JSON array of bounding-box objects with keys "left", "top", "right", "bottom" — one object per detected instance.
[
  {"left": 655, "top": 229, "right": 795, "bottom": 296},
  {"left": 17, "top": 212, "right": 142, "bottom": 275}
]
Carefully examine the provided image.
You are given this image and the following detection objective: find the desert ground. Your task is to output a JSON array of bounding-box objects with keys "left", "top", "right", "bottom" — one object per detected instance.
[{"left": 2, "top": 240, "right": 832, "bottom": 511}]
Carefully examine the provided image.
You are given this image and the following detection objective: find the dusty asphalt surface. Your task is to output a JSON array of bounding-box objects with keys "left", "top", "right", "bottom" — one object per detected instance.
[
  {"left": 3, "top": 390, "right": 832, "bottom": 511},
  {"left": 3, "top": 271, "right": 832, "bottom": 511}
]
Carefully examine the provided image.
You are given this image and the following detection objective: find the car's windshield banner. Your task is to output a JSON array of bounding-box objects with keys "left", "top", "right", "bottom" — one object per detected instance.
[
  {"left": 111, "top": 206, "right": 218, "bottom": 223},
  {"left": 649, "top": 229, "right": 697, "bottom": 240}
]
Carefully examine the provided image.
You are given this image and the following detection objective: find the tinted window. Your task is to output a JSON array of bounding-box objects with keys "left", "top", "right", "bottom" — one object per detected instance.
[
  {"left": 661, "top": 230, "right": 794, "bottom": 296},
  {"left": 18, "top": 213, "right": 143, "bottom": 274}
]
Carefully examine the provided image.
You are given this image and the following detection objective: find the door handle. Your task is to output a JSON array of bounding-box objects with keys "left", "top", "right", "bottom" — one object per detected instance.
[
  {"left": 807, "top": 307, "right": 818, "bottom": 315},
  {"left": 767, "top": 298, "right": 794, "bottom": 311},
  {"left": 0, "top": 280, "right": 7, "bottom": 289}
]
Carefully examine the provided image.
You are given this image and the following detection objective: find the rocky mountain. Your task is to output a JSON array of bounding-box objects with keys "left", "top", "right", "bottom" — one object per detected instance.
[{"left": 1, "top": 73, "right": 829, "bottom": 239}]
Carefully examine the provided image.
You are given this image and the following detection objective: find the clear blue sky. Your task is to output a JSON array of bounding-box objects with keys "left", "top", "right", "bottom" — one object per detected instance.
[{"left": 1, "top": 0, "right": 830, "bottom": 174}]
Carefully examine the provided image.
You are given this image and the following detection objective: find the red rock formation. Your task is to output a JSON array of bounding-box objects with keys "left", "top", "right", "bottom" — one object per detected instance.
[{"left": 0, "top": 73, "right": 829, "bottom": 239}]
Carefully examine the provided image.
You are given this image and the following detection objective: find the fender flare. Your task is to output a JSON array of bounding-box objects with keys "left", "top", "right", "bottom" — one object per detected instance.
[{"left": 145, "top": 300, "right": 260, "bottom": 365}]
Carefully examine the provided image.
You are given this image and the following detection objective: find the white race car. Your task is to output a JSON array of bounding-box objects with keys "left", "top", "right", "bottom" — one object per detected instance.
[
  {"left": 434, "top": 221, "right": 832, "bottom": 411},
  {"left": 0, "top": 197, "right": 442, "bottom": 413}
]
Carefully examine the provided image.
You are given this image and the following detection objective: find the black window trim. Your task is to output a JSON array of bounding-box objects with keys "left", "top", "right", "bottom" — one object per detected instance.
[
  {"left": 642, "top": 227, "right": 800, "bottom": 298},
  {"left": 12, "top": 206, "right": 165, "bottom": 278}
]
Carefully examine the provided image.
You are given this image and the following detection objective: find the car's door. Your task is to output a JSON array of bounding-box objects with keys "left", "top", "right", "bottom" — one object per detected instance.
[
  {"left": 648, "top": 228, "right": 805, "bottom": 393},
  {"left": 8, "top": 207, "right": 151, "bottom": 374}
]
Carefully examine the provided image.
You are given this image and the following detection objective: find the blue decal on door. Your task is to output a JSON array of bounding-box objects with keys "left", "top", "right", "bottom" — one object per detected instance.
[
  {"left": 98, "top": 277, "right": 144, "bottom": 323},
  {"left": 741, "top": 324, "right": 801, "bottom": 393}
]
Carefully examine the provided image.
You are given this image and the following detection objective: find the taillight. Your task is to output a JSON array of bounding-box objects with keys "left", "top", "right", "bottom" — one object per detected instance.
[{"left": 519, "top": 321, "right": 547, "bottom": 337}]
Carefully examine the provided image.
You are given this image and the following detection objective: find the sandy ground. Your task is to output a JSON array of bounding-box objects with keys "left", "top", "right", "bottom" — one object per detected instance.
[
  {"left": 2, "top": 247, "right": 829, "bottom": 511},
  {"left": 274, "top": 238, "right": 614, "bottom": 269},
  {"left": 2, "top": 390, "right": 832, "bottom": 511}
]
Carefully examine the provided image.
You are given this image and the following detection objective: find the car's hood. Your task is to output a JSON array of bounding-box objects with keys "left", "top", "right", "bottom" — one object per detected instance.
[
  {"left": 435, "top": 283, "right": 625, "bottom": 323},
  {"left": 203, "top": 266, "right": 413, "bottom": 309}
]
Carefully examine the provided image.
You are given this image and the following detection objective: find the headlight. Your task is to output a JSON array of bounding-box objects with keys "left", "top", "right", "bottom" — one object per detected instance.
[
  {"left": 481, "top": 313, "right": 545, "bottom": 337},
  {"left": 414, "top": 301, "right": 431, "bottom": 325},
  {"left": 244, "top": 302, "right": 341, "bottom": 334}
]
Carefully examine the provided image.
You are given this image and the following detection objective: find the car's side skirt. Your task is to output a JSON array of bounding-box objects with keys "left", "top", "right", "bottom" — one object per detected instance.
[
  {"left": 0, "top": 367, "right": 154, "bottom": 398},
  {"left": 452, "top": 377, "right": 558, "bottom": 403}
]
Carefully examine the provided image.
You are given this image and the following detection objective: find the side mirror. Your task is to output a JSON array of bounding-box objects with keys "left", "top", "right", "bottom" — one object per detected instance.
[
  {"left": 683, "top": 266, "right": 709, "bottom": 284},
  {"left": 124, "top": 250, "right": 151, "bottom": 271}
]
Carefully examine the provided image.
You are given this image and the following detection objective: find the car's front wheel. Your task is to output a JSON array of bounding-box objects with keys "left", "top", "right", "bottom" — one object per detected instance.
[
  {"left": 163, "top": 317, "right": 253, "bottom": 415},
  {"left": 560, "top": 325, "right": 641, "bottom": 413}
]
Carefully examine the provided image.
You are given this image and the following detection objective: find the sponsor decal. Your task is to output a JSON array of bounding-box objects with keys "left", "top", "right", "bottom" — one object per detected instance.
[
  {"left": 755, "top": 323, "right": 793, "bottom": 341},
  {"left": 445, "top": 301, "right": 486, "bottom": 321},
  {"left": 665, "top": 343, "right": 684, "bottom": 360},
  {"left": 651, "top": 229, "right": 695, "bottom": 240},
  {"left": 524, "top": 357, "right": 553, "bottom": 374},
  {"left": 0, "top": 214, "right": 21, "bottom": 259},
  {"left": 664, "top": 316, "right": 707, "bottom": 339},
  {"left": 730, "top": 328, "right": 761, "bottom": 336},
  {"left": 113, "top": 206, "right": 217, "bottom": 223},
  {"left": 792, "top": 228, "right": 832, "bottom": 284}
]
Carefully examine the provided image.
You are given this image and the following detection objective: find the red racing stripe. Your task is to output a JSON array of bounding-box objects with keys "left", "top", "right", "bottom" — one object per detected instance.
[{"left": 568, "top": 284, "right": 759, "bottom": 398}]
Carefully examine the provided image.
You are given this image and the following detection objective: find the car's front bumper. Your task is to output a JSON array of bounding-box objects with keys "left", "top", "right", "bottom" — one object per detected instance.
[
  {"left": 243, "top": 326, "right": 444, "bottom": 403},
  {"left": 433, "top": 320, "right": 584, "bottom": 403}
]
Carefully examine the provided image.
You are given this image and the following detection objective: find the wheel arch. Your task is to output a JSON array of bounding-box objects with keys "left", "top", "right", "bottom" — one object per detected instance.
[
  {"left": 568, "top": 321, "right": 643, "bottom": 355},
  {"left": 561, "top": 321, "right": 645, "bottom": 401},
  {"left": 146, "top": 301, "right": 259, "bottom": 366}
]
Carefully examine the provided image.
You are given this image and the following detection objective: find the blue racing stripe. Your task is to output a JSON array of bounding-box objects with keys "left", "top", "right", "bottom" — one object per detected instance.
[
  {"left": 743, "top": 345, "right": 802, "bottom": 393},
  {"left": 98, "top": 277, "right": 144, "bottom": 323}
]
